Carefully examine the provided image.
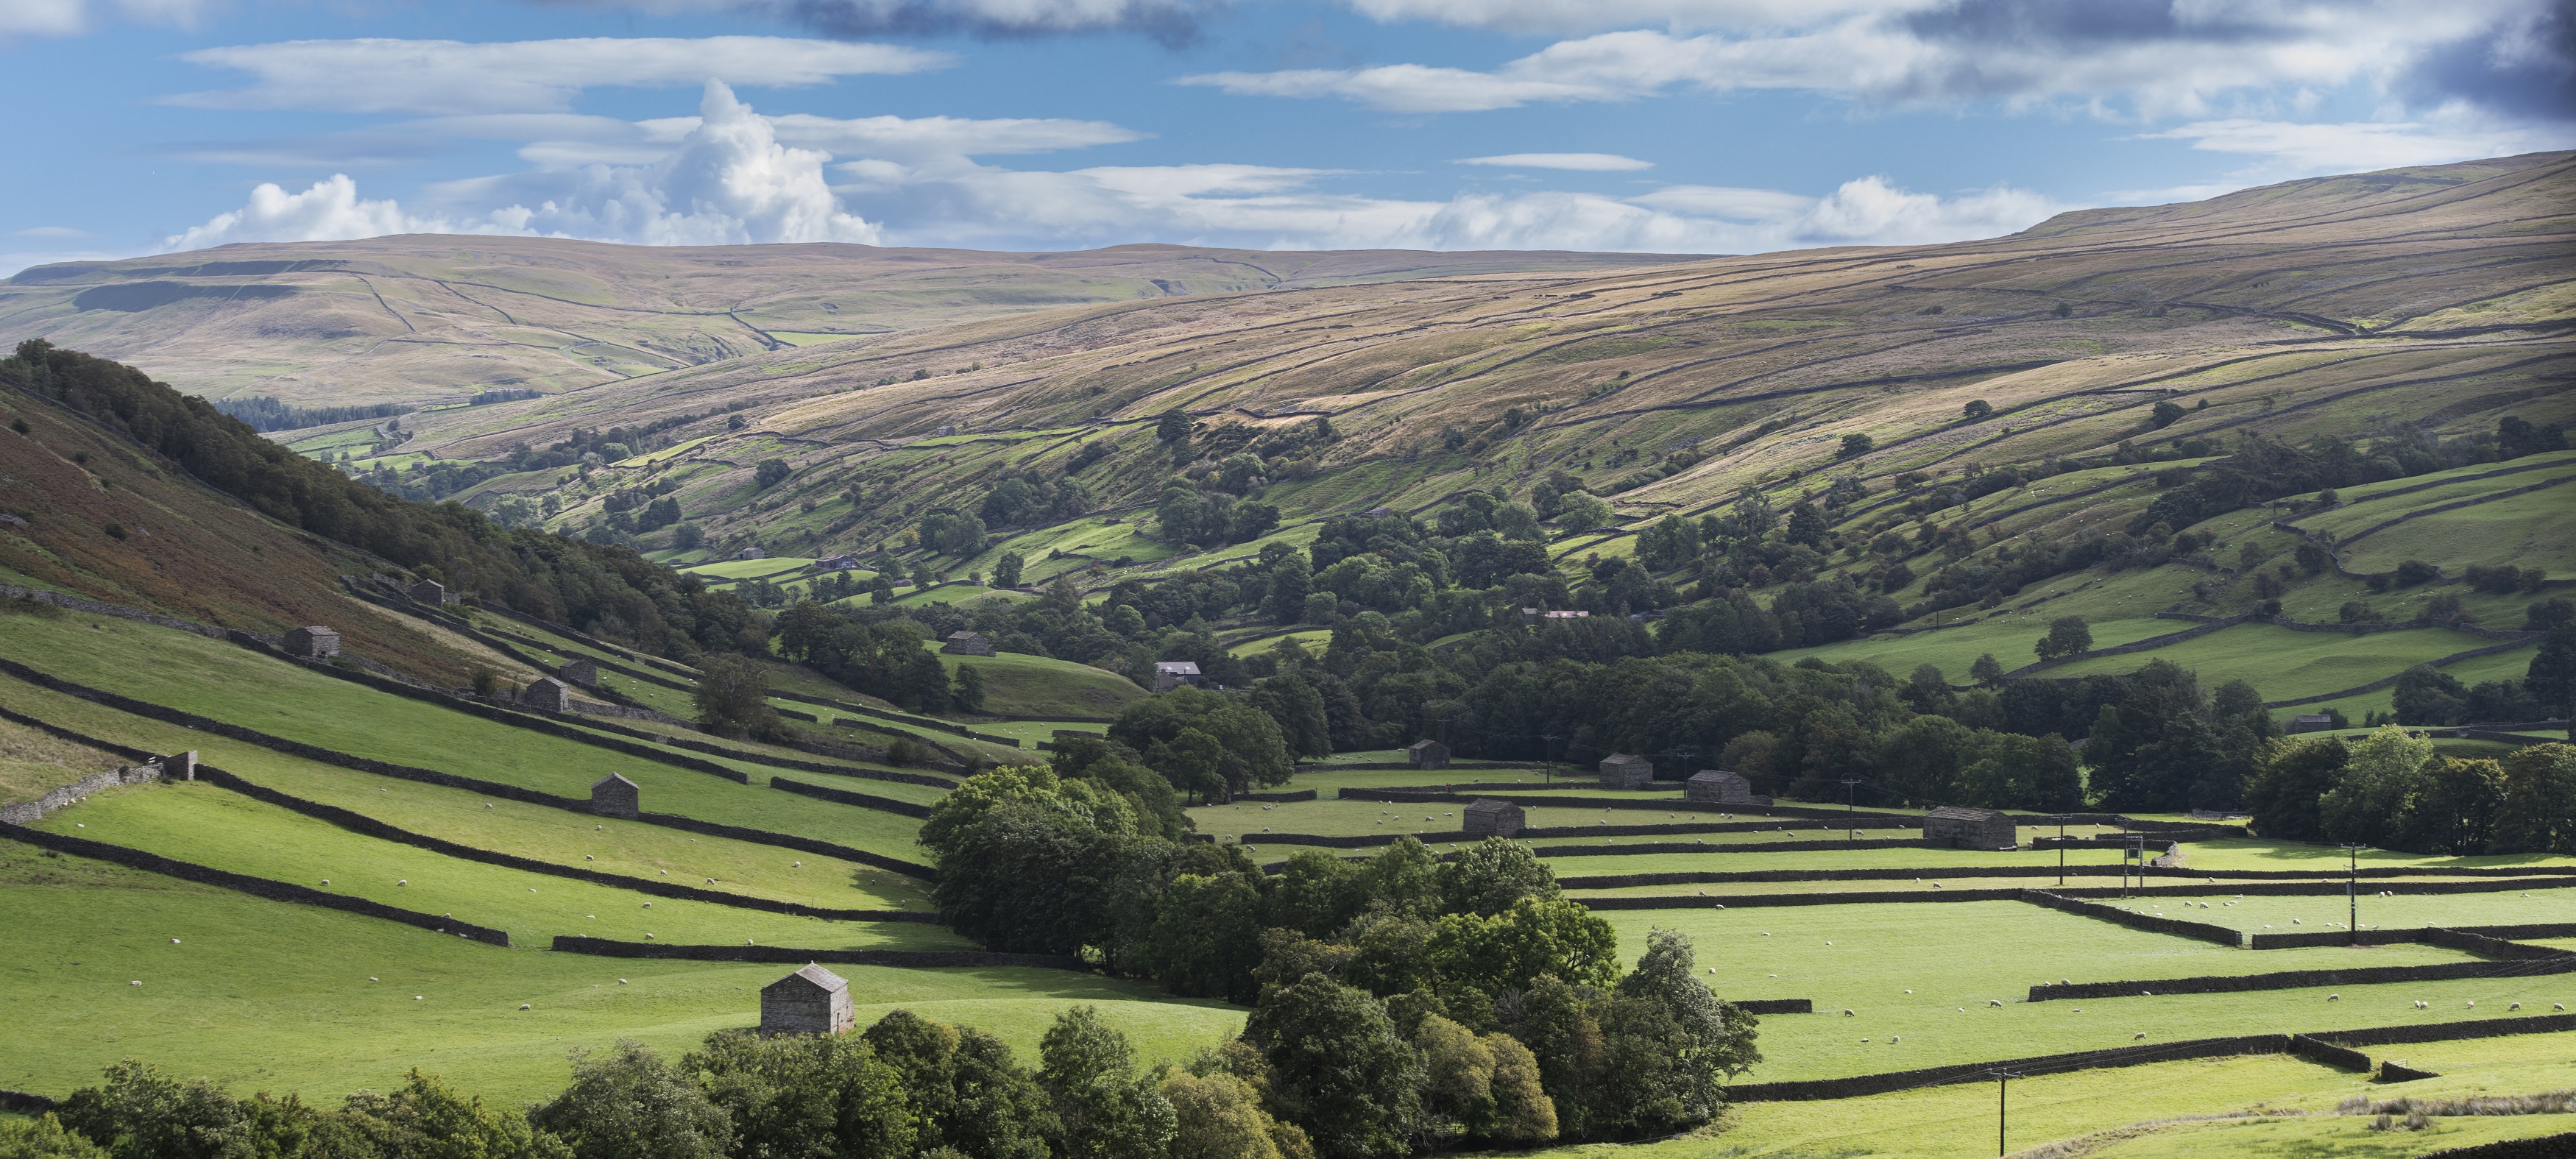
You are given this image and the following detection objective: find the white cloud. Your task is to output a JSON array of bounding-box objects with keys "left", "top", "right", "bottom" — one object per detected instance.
[
  {"left": 567, "top": 0, "right": 1219, "bottom": 39},
  {"left": 1339, "top": 0, "right": 1919, "bottom": 36},
  {"left": 161, "top": 174, "right": 461, "bottom": 250},
  {"left": 1, "top": 0, "right": 208, "bottom": 38},
  {"left": 2135, "top": 115, "right": 2576, "bottom": 172},
  {"left": 1183, "top": 2, "right": 2554, "bottom": 118},
  {"left": 12, "top": 225, "right": 93, "bottom": 238},
  {"left": 1626, "top": 185, "right": 1815, "bottom": 219},
  {"left": 164, "top": 82, "right": 881, "bottom": 251},
  {"left": 174, "top": 36, "right": 950, "bottom": 115},
  {"left": 1457, "top": 152, "right": 1652, "bottom": 171}
]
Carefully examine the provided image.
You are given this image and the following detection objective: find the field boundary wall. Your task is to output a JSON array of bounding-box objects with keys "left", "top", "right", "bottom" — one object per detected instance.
[
  {"left": 768, "top": 776, "right": 935, "bottom": 819},
  {"left": 2018, "top": 889, "right": 2244, "bottom": 945},
  {"left": 2027, "top": 951, "right": 2576, "bottom": 1002},
  {"left": 0, "top": 761, "right": 168, "bottom": 826},
  {"left": 0, "top": 1090, "right": 58, "bottom": 1113},
  {"left": 2420, "top": 1132, "right": 2576, "bottom": 1158},
  {"left": 0, "top": 685, "right": 941, "bottom": 881},
  {"left": 197, "top": 765, "right": 938, "bottom": 923},
  {"left": 0, "top": 823, "right": 512, "bottom": 946},
  {"left": 549, "top": 935, "right": 1080, "bottom": 971}
]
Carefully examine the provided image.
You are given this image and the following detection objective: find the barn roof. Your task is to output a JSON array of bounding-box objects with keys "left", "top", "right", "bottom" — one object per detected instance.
[
  {"left": 764, "top": 963, "right": 849, "bottom": 994},
  {"left": 1926, "top": 805, "right": 2008, "bottom": 822},
  {"left": 1688, "top": 770, "right": 1748, "bottom": 784},
  {"left": 1465, "top": 798, "right": 1516, "bottom": 815},
  {"left": 591, "top": 773, "right": 638, "bottom": 793}
]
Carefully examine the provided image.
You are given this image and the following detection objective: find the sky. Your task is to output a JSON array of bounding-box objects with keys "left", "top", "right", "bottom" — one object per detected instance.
[{"left": 2, "top": 0, "right": 2570, "bottom": 274}]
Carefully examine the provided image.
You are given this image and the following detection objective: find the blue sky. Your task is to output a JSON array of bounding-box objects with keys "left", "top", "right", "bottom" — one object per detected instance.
[{"left": 4, "top": 0, "right": 2569, "bottom": 272}]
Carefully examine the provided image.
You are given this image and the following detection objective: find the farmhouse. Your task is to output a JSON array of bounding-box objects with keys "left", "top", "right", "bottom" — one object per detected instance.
[
  {"left": 1406, "top": 738, "right": 1451, "bottom": 770},
  {"left": 1153, "top": 661, "right": 1203, "bottom": 692},
  {"left": 1685, "top": 770, "right": 1763, "bottom": 805},
  {"left": 1599, "top": 753, "right": 1656, "bottom": 789},
  {"left": 760, "top": 964, "right": 854, "bottom": 1036},
  {"left": 556, "top": 658, "right": 598, "bottom": 688},
  {"left": 1924, "top": 805, "right": 2017, "bottom": 850},
  {"left": 943, "top": 631, "right": 996, "bottom": 656},
  {"left": 590, "top": 773, "right": 640, "bottom": 819},
  {"left": 523, "top": 677, "right": 572, "bottom": 712},
  {"left": 282, "top": 626, "right": 340, "bottom": 660},
  {"left": 819, "top": 554, "right": 860, "bottom": 571},
  {"left": 1463, "top": 798, "right": 1524, "bottom": 837}
]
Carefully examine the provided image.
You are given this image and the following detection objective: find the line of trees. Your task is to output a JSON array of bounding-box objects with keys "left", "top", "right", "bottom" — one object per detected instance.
[
  {"left": 2246, "top": 734, "right": 2576, "bottom": 854},
  {"left": 920, "top": 759, "right": 1761, "bottom": 1154}
]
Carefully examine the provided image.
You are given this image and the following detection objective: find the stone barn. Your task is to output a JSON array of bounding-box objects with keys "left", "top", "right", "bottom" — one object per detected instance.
[
  {"left": 1406, "top": 738, "right": 1451, "bottom": 770},
  {"left": 283, "top": 626, "right": 341, "bottom": 659},
  {"left": 2286, "top": 714, "right": 2337, "bottom": 734},
  {"left": 554, "top": 659, "right": 599, "bottom": 688},
  {"left": 1598, "top": 753, "right": 1655, "bottom": 789},
  {"left": 590, "top": 773, "right": 640, "bottom": 819},
  {"left": 1462, "top": 798, "right": 1524, "bottom": 837},
  {"left": 523, "top": 677, "right": 572, "bottom": 712},
  {"left": 760, "top": 963, "right": 854, "bottom": 1036},
  {"left": 408, "top": 579, "right": 455, "bottom": 605},
  {"left": 1153, "top": 661, "right": 1203, "bottom": 692},
  {"left": 1924, "top": 805, "right": 2017, "bottom": 850},
  {"left": 1685, "top": 770, "right": 1761, "bottom": 805},
  {"left": 943, "top": 631, "right": 995, "bottom": 656}
]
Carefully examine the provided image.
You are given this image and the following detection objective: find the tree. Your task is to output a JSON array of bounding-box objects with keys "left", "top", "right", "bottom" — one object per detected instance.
[
  {"left": 1836, "top": 433, "right": 1875, "bottom": 459},
  {"left": 1970, "top": 653, "right": 2005, "bottom": 687},
  {"left": 754, "top": 458, "right": 791, "bottom": 489},
  {"left": 2318, "top": 726, "right": 2435, "bottom": 847},
  {"left": 2244, "top": 737, "right": 2349, "bottom": 840},
  {"left": 994, "top": 551, "right": 1025, "bottom": 589},
  {"left": 0, "top": 1113, "right": 105, "bottom": 1158},
  {"left": 1555, "top": 492, "right": 1612, "bottom": 534},
  {"left": 2527, "top": 626, "right": 2576, "bottom": 719},
  {"left": 1150, "top": 872, "right": 1270, "bottom": 1002},
  {"left": 952, "top": 664, "right": 988, "bottom": 714},
  {"left": 2150, "top": 400, "right": 2186, "bottom": 428},
  {"left": 863, "top": 1011, "right": 1053, "bottom": 1159},
  {"left": 528, "top": 1041, "right": 730, "bottom": 1159},
  {"left": 1161, "top": 1071, "right": 1289, "bottom": 1159},
  {"left": 1242, "top": 975, "right": 1423, "bottom": 1159},
  {"left": 2034, "top": 616, "right": 2092, "bottom": 661},
  {"left": 1436, "top": 838, "right": 1560, "bottom": 918},
  {"left": 1602, "top": 929, "right": 1760, "bottom": 1135},
  {"left": 2491, "top": 743, "right": 2576, "bottom": 854},
  {"left": 1158, "top": 408, "right": 1193, "bottom": 447},
  {"left": 1962, "top": 400, "right": 1994, "bottom": 422},
  {"left": 1038, "top": 1007, "right": 1176, "bottom": 1159},
  {"left": 689, "top": 1030, "right": 913, "bottom": 1159},
  {"left": 693, "top": 653, "right": 782, "bottom": 739},
  {"left": 1111, "top": 687, "right": 1293, "bottom": 795},
  {"left": 1427, "top": 897, "right": 1619, "bottom": 998}
]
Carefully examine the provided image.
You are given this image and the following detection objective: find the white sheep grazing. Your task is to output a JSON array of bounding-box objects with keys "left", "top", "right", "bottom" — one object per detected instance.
[
  {"left": 2510, "top": 1002, "right": 2522, "bottom": 1010},
  {"left": 2132, "top": 1032, "right": 2148, "bottom": 1041},
  {"left": 1989, "top": 999, "right": 2003, "bottom": 1007},
  {"left": 1842, "top": 1009, "right": 1855, "bottom": 1016},
  {"left": 2329, "top": 994, "right": 2340, "bottom": 1001}
]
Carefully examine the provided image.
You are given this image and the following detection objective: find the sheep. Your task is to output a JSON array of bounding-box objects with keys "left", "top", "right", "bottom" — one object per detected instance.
[
  {"left": 1842, "top": 1009, "right": 1856, "bottom": 1016},
  {"left": 520, "top": 1004, "right": 531, "bottom": 1010},
  {"left": 2329, "top": 994, "right": 2340, "bottom": 1001},
  {"left": 130, "top": 980, "right": 141, "bottom": 987},
  {"left": 584, "top": 855, "right": 594, "bottom": 860},
  {"left": 2510, "top": 1002, "right": 2522, "bottom": 1010},
  {"left": 2132, "top": 1032, "right": 2147, "bottom": 1041},
  {"left": 1989, "top": 999, "right": 2003, "bottom": 1007}
]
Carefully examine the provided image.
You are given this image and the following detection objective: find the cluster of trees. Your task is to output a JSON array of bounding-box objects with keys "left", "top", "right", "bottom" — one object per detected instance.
[
  {"left": 2248, "top": 733, "right": 2576, "bottom": 855},
  {"left": 208, "top": 394, "right": 408, "bottom": 433},
  {"left": 980, "top": 469, "right": 1089, "bottom": 528},
  {"left": 2129, "top": 419, "right": 2563, "bottom": 538},
  {"left": 923, "top": 761, "right": 1760, "bottom": 1153},
  {"left": 13, "top": 1005, "right": 1348, "bottom": 1159},
  {"left": 1157, "top": 478, "right": 1283, "bottom": 548},
  {"left": 2390, "top": 602, "right": 2574, "bottom": 726},
  {"left": 1, "top": 341, "right": 768, "bottom": 662}
]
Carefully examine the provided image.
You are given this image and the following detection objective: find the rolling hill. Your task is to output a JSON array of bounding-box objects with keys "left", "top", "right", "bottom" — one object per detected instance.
[{"left": 0, "top": 239, "right": 1697, "bottom": 408}]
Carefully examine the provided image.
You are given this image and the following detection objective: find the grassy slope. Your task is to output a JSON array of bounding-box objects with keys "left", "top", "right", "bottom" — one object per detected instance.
[
  {"left": 935, "top": 644, "right": 1144, "bottom": 719},
  {"left": 0, "top": 614, "right": 932, "bottom": 862},
  {"left": 0, "top": 715, "right": 123, "bottom": 807},
  {"left": 0, "top": 670, "right": 935, "bottom": 910},
  {"left": 32, "top": 780, "right": 955, "bottom": 950},
  {"left": 0, "top": 845, "right": 1245, "bottom": 1104}
]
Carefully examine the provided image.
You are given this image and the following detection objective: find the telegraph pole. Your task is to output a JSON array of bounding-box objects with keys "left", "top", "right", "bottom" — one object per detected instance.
[
  {"left": 1992, "top": 1069, "right": 2021, "bottom": 1155},
  {"left": 2055, "top": 814, "right": 2068, "bottom": 886},
  {"left": 2342, "top": 843, "right": 2363, "bottom": 942},
  {"left": 1840, "top": 779, "right": 1862, "bottom": 837}
]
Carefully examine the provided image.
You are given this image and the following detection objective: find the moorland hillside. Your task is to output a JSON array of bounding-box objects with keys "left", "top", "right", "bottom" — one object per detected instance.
[{"left": 0, "top": 239, "right": 1694, "bottom": 409}]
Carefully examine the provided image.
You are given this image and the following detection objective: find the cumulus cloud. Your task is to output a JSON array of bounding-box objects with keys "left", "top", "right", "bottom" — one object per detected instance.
[
  {"left": 1186, "top": 0, "right": 2568, "bottom": 124},
  {"left": 166, "top": 82, "right": 880, "bottom": 250},
  {"left": 528, "top": 0, "right": 1223, "bottom": 41},
  {"left": 174, "top": 36, "right": 949, "bottom": 115},
  {"left": 1456, "top": 152, "right": 1652, "bottom": 170}
]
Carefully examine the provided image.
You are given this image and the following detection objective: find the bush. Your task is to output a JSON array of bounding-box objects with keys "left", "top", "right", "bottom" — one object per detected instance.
[{"left": 753, "top": 459, "right": 791, "bottom": 489}]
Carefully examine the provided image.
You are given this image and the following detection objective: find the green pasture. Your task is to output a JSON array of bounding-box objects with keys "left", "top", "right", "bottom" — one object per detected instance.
[
  {"left": 33, "top": 780, "right": 956, "bottom": 950},
  {"left": 0, "top": 673, "right": 933, "bottom": 910},
  {"left": 2041, "top": 622, "right": 2497, "bottom": 702},
  {"left": 2336, "top": 488, "right": 2576, "bottom": 576},
  {"left": 1551, "top": 1038, "right": 2576, "bottom": 1159},
  {"left": 1599, "top": 904, "right": 2570, "bottom": 1084},
  {"left": 1772, "top": 615, "right": 2177, "bottom": 679},
  {"left": 0, "top": 620, "right": 934, "bottom": 862},
  {"left": 2285, "top": 450, "right": 2576, "bottom": 508},
  {"left": 2177, "top": 839, "right": 2576, "bottom": 875},
  {"left": 2137, "top": 884, "right": 2576, "bottom": 935},
  {"left": 1228, "top": 628, "right": 1333, "bottom": 657},
  {"left": 0, "top": 848, "right": 1245, "bottom": 1105},
  {"left": 682, "top": 556, "right": 819, "bottom": 581},
  {"left": 936, "top": 645, "right": 1143, "bottom": 720}
]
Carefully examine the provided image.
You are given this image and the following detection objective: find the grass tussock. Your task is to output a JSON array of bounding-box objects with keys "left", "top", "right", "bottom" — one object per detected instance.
[
  {"left": 2340, "top": 1089, "right": 2576, "bottom": 1117},
  {"left": 0, "top": 715, "right": 124, "bottom": 806}
]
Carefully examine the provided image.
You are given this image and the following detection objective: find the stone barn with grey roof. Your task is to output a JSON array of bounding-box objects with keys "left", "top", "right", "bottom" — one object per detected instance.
[
  {"left": 556, "top": 658, "right": 598, "bottom": 689},
  {"left": 1598, "top": 753, "right": 1655, "bottom": 790},
  {"left": 1462, "top": 798, "right": 1524, "bottom": 838},
  {"left": 1406, "top": 738, "right": 1451, "bottom": 770},
  {"left": 1923, "top": 805, "right": 2017, "bottom": 850},
  {"left": 590, "top": 773, "right": 640, "bottom": 819},
  {"left": 283, "top": 626, "right": 340, "bottom": 660},
  {"left": 1685, "top": 770, "right": 1763, "bottom": 805},
  {"left": 760, "top": 963, "right": 854, "bottom": 1036}
]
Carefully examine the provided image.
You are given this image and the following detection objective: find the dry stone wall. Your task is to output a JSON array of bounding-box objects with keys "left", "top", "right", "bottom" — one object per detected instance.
[{"left": 551, "top": 935, "right": 1079, "bottom": 971}]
